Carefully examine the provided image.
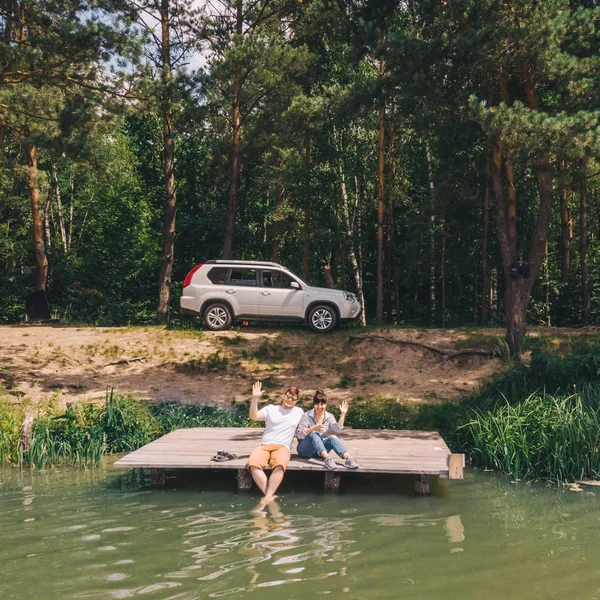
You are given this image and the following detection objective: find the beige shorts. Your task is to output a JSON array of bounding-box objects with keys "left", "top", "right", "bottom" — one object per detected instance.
[{"left": 247, "top": 444, "right": 291, "bottom": 472}]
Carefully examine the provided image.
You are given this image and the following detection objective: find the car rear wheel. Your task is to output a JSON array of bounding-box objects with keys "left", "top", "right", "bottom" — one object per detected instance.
[
  {"left": 203, "top": 303, "right": 233, "bottom": 331},
  {"left": 308, "top": 305, "right": 338, "bottom": 333}
]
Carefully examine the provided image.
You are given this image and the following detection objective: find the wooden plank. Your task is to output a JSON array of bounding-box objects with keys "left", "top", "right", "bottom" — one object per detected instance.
[{"left": 448, "top": 454, "right": 465, "bottom": 480}]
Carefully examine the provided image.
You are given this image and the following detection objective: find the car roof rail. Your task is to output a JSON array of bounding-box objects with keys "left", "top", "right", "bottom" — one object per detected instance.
[{"left": 204, "top": 260, "right": 284, "bottom": 268}]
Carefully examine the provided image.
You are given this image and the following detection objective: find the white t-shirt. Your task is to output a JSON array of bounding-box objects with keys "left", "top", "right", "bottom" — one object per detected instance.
[{"left": 258, "top": 404, "right": 304, "bottom": 450}]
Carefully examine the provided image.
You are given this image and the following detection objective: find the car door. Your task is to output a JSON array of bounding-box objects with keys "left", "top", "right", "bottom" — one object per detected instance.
[
  {"left": 225, "top": 268, "right": 260, "bottom": 317},
  {"left": 258, "top": 269, "right": 304, "bottom": 318}
]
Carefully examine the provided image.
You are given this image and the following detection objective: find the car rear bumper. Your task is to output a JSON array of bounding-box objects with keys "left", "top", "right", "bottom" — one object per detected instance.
[{"left": 180, "top": 295, "right": 200, "bottom": 316}]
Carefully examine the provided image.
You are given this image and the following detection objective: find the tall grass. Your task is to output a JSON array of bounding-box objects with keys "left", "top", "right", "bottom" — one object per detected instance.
[
  {"left": 466, "top": 389, "right": 600, "bottom": 481},
  {"left": 2, "top": 389, "right": 253, "bottom": 469},
  {"left": 150, "top": 402, "right": 251, "bottom": 434},
  {"left": 0, "top": 402, "right": 24, "bottom": 465}
]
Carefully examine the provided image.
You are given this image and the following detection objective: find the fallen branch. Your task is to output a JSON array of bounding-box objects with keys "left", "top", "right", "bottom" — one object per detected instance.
[
  {"left": 348, "top": 335, "right": 495, "bottom": 361},
  {"left": 103, "top": 357, "right": 146, "bottom": 367}
]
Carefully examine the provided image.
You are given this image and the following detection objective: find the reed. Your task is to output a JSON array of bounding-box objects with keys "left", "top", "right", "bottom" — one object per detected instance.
[
  {"left": 8, "top": 389, "right": 252, "bottom": 469},
  {"left": 465, "top": 389, "right": 600, "bottom": 481},
  {"left": 0, "top": 402, "right": 24, "bottom": 465}
]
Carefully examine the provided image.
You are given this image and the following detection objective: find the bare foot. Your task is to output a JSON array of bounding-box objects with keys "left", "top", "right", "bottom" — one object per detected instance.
[{"left": 260, "top": 494, "right": 279, "bottom": 505}]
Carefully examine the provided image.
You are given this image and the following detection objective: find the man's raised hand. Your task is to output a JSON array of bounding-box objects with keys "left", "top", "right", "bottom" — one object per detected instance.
[
  {"left": 252, "top": 381, "right": 264, "bottom": 398},
  {"left": 340, "top": 400, "right": 349, "bottom": 415}
]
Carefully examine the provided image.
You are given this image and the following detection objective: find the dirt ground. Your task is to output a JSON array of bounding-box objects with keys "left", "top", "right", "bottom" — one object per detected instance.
[{"left": 0, "top": 324, "right": 511, "bottom": 409}]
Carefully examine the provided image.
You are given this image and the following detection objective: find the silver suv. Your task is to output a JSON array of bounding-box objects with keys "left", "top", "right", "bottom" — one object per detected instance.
[{"left": 180, "top": 260, "right": 361, "bottom": 333}]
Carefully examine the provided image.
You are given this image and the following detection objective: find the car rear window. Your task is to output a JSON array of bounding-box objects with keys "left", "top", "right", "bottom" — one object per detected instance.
[
  {"left": 230, "top": 268, "right": 257, "bottom": 286},
  {"left": 207, "top": 267, "right": 229, "bottom": 284}
]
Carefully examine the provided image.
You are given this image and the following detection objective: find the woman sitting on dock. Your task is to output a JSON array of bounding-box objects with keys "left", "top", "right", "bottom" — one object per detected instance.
[{"left": 296, "top": 390, "right": 359, "bottom": 470}]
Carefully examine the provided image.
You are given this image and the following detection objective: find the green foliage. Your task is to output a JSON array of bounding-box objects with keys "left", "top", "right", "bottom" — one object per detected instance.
[
  {"left": 149, "top": 402, "right": 251, "bottom": 435},
  {"left": 466, "top": 390, "right": 600, "bottom": 482},
  {"left": 0, "top": 402, "right": 24, "bottom": 465},
  {"left": 101, "top": 388, "right": 159, "bottom": 453},
  {"left": 0, "top": 389, "right": 253, "bottom": 469}
]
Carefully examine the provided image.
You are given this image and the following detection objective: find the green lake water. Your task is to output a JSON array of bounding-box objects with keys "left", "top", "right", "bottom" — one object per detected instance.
[{"left": 1, "top": 463, "right": 600, "bottom": 600}]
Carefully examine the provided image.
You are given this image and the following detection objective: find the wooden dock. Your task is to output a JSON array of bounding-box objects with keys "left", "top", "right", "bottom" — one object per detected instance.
[{"left": 113, "top": 427, "right": 464, "bottom": 494}]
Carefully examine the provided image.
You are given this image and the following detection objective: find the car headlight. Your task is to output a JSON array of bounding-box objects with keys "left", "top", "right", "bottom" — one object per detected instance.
[{"left": 343, "top": 292, "right": 356, "bottom": 302}]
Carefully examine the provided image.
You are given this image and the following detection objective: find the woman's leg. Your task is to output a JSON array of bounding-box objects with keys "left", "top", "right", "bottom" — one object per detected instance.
[
  {"left": 297, "top": 433, "right": 328, "bottom": 459},
  {"left": 323, "top": 435, "right": 349, "bottom": 459}
]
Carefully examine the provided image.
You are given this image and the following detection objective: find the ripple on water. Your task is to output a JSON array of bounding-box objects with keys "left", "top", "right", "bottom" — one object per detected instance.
[{"left": 1, "top": 467, "right": 600, "bottom": 600}]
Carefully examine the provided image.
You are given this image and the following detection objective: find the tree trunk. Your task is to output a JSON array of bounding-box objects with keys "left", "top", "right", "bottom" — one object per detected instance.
[
  {"left": 376, "top": 57, "right": 385, "bottom": 326},
  {"left": 44, "top": 187, "right": 52, "bottom": 253},
  {"left": 490, "top": 267, "right": 498, "bottom": 320},
  {"left": 544, "top": 239, "right": 551, "bottom": 326},
  {"left": 223, "top": 80, "right": 241, "bottom": 259},
  {"left": 558, "top": 162, "right": 572, "bottom": 283},
  {"left": 52, "top": 165, "right": 67, "bottom": 253},
  {"left": 441, "top": 210, "right": 447, "bottom": 327},
  {"left": 490, "top": 67, "right": 555, "bottom": 357},
  {"left": 26, "top": 145, "right": 48, "bottom": 292},
  {"left": 0, "top": 117, "right": 4, "bottom": 197},
  {"left": 580, "top": 157, "right": 589, "bottom": 325},
  {"left": 425, "top": 137, "right": 436, "bottom": 321},
  {"left": 355, "top": 174, "right": 366, "bottom": 326},
  {"left": 302, "top": 134, "right": 311, "bottom": 279},
  {"left": 157, "top": 0, "right": 177, "bottom": 325},
  {"left": 339, "top": 156, "right": 366, "bottom": 326},
  {"left": 223, "top": 0, "right": 244, "bottom": 259},
  {"left": 68, "top": 171, "right": 74, "bottom": 252},
  {"left": 324, "top": 264, "right": 335, "bottom": 289},
  {"left": 386, "top": 94, "right": 400, "bottom": 321},
  {"left": 480, "top": 154, "right": 490, "bottom": 323}
]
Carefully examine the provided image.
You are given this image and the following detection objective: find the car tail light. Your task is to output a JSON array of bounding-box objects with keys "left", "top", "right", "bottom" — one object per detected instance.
[{"left": 183, "top": 264, "right": 202, "bottom": 288}]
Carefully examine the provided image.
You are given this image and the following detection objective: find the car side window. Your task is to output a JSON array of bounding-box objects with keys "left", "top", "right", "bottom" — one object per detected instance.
[
  {"left": 207, "top": 267, "right": 230, "bottom": 285},
  {"left": 262, "top": 270, "right": 296, "bottom": 289},
  {"left": 230, "top": 268, "right": 257, "bottom": 286}
]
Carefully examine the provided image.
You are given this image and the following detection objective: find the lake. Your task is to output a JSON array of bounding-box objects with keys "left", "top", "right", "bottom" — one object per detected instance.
[{"left": 1, "top": 463, "right": 599, "bottom": 599}]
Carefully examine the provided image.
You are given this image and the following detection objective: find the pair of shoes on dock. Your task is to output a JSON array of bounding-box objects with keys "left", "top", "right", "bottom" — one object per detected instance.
[
  {"left": 210, "top": 451, "right": 239, "bottom": 462},
  {"left": 323, "top": 456, "right": 360, "bottom": 470}
]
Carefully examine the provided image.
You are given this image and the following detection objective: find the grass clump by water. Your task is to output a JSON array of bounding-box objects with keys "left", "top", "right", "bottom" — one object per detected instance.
[
  {"left": 0, "top": 401, "right": 24, "bottom": 465},
  {"left": 0, "top": 389, "right": 253, "bottom": 469},
  {"left": 466, "top": 389, "right": 600, "bottom": 481}
]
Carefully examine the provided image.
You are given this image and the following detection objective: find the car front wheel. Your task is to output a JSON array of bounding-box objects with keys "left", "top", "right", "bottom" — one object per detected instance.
[
  {"left": 308, "top": 305, "right": 338, "bottom": 333},
  {"left": 203, "top": 303, "right": 233, "bottom": 331}
]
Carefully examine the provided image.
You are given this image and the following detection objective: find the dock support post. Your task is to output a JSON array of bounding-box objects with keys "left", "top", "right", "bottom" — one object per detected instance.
[
  {"left": 237, "top": 468, "right": 253, "bottom": 491},
  {"left": 415, "top": 474, "right": 430, "bottom": 496},
  {"left": 149, "top": 468, "right": 166, "bottom": 487},
  {"left": 324, "top": 471, "right": 341, "bottom": 492}
]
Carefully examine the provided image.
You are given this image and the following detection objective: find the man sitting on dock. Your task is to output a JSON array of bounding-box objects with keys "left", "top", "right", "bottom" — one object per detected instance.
[{"left": 247, "top": 381, "right": 303, "bottom": 503}]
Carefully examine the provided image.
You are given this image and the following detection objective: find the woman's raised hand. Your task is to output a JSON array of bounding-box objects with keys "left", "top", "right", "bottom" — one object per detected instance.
[
  {"left": 252, "top": 381, "right": 264, "bottom": 397},
  {"left": 340, "top": 400, "right": 349, "bottom": 415}
]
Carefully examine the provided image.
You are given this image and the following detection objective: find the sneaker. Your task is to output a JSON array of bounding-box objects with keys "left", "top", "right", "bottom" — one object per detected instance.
[
  {"left": 324, "top": 457, "right": 337, "bottom": 470},
  {"left": 345, "top": 456, "right": 359, "bottom": 469}
]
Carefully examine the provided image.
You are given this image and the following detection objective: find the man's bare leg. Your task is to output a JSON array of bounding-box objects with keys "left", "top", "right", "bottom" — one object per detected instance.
[
  {"left": 263, "top": 466, "right": 285, "bottom": 501},
  {"left": 249, "top": 466, "right": 268, "bottom": 494}
]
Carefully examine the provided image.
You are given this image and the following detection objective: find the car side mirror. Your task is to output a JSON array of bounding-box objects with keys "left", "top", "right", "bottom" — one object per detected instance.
[{"left": 290, "top": 281, "right": 300, "bottom": 290}]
